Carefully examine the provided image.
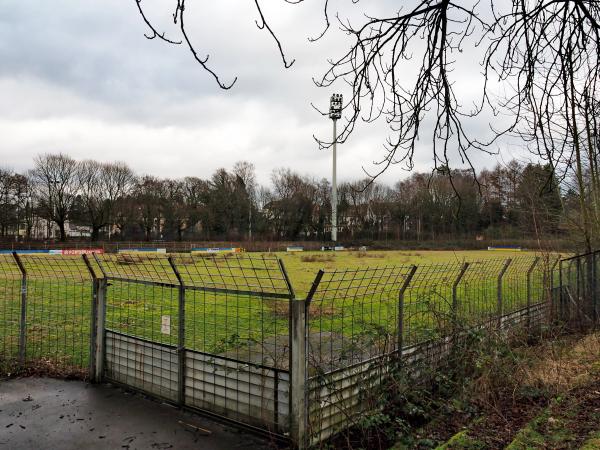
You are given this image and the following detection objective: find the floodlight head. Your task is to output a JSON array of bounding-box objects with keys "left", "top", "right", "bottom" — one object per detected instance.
[{"left": 329, "top": 93, "right": 343, "bottom": 120}]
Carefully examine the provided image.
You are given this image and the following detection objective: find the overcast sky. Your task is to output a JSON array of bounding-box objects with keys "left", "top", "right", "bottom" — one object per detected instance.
[{"left": 0, "top": 0, "right": 531, "bottom": 186}]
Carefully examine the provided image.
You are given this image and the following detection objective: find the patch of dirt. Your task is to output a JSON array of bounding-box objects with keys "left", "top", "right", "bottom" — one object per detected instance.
[
  {"left": 533, "top": 380, "right": 600, "bottom": 448},
  {"left": 300, "top": 254, "right": 335, "bottom": 263},
  {"left": 1, "top": 357, "right": 87, "bottom": 380},
  {"left": 354, "top": 251, "right": 385, "bottom": 259},
  {"left": 264, "top": 299, "right": 290, "bottom": 317},
  {"left": 116, "top": 254, "right": 138, "bottom": 265}
]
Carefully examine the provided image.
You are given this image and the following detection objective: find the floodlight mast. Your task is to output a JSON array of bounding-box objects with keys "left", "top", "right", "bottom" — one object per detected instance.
[{"left": 329, "top": 94, "right": 342, "bottom": 243}]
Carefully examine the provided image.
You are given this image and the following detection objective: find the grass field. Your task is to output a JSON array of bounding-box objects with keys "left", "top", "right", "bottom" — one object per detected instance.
[
  {"left": 0, "top": 249, "right": 559, "bottom": 374},
  {"left": 275, "top": 249, "right": 546, "bottom": 295}
]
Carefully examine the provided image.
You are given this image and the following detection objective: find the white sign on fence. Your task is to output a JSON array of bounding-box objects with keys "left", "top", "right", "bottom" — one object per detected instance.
[{"left": 161, "top": 315, "right": 171, "bottom": 335}]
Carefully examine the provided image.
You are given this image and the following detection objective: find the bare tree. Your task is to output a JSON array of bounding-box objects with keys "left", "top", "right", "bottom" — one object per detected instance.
[
  {"left": 233, "top": 161, "right": 257, "bottom": 198},
  {"left": 0, "top": 168, "right": 14, "bottom": 236},
  {"left": 30, "top": 153, "right": 81, "bottom": 241},
  {"left": 133, "top": 175, "right": 165, "bottom": 241},
  {"left": 233, "top": 161, "right": 257, "bottom": 239},
  {"left": 134, "top": 0, "right": 294, "bottom": 89},
  {"left": 162, "top": 178, "right": 188, "bottom": 240},
  {"left": 11, "top": 173, "right": 35, "bottom": 240},
  {"left": 135, "top": 2, "right": 599, "bottom": 194},
  {"left": 78, "top": 160, "right": 135, "bottom": 241},
  {"left": 486, "top": 1, "right": 600, "bottom": 250}
]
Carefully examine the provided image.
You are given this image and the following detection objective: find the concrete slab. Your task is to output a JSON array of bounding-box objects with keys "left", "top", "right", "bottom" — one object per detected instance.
[{"left": 0, "top": 377, "right": 277, "bottom": 450}]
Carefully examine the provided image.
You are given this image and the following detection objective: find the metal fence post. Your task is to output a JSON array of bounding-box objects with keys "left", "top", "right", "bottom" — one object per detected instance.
[
  {"left": 82, "top": 254, "right": 100, "bottom": 381},
  {"left": 168, "top": 256, "right": 186, "bottom": 407},
  {"left": 279, "top": 259, "right": 296, "bottom": 300},
  {"left": 558, "top": 258, "right": 564, "bottom": 322},
  {"left": 452, "top": 263, "right": 470, "bottom": 328},
  {"left": 398, "top": 265, "right": 418, "bottom": 361},
  {"left": 94, "top": 277, "right": 107, "bottom": 381},
  {"left": 576, "top": 258, "right": 582, "bottom": 316},
  {"left": 549, "top": 257, "right": 559, "bottom": 322},
  {"left": 12, "top": 252, "right": 27, "bottom": 364},
  {"left": 497, "top": 259, "right": 512, "bottom": 329},
  {"left": 594, "top": 252, "right": 599, "bottom": 324},
  {"left": 526, "top": 257, "right": 540, "bottom": 331},
  {"left": 92, "top": 253, "right": 108, "bottom": 381},
  {"left": 587, "top": 252, "right": 596, "bottom": 325}
]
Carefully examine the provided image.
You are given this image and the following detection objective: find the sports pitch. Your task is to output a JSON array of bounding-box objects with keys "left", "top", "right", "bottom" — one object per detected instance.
[
  {"left": 275, "top": 249, "right": 544, "bottom": 294},
  {"left": 0, "top": 249, "right": 558, "bottom": 372}
]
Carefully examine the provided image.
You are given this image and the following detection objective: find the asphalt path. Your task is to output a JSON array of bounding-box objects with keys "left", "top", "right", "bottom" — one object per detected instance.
[{"left": 0, "top": 377, "right": 276, "bottom": 450}]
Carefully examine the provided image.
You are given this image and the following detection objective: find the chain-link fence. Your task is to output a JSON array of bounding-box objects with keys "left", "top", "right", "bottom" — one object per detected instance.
[
  {"left": 0, "top": 250, "right": 597, "bottom": 448},
  {"left": 0, "top": 254, "right": 93, "bottom": 376},
  {"left": 91, "top": 253, "right": 294, "bottom": 433},
  {"left": 0, "top": 255, "right": 21, "bottom": 368},
  {"left": 303, "top": 255, "right": 564, "bottom": 444},
  {"left": 559, "top": 252, "right": 600, "bottom": 328}
]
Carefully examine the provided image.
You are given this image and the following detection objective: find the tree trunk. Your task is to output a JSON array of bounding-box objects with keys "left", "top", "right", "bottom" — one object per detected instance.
[
  {"left": 567, "top": 48, "right": 592, "bottom": 252},
  {"left": 91, "top": 226, "right": 101, "bottom": 241},
  {"left": 58, "top": 221, "right": 67, "bottom": 242},
  {"left": 584, "top": 96, "right": 600, "bottom": 234}
]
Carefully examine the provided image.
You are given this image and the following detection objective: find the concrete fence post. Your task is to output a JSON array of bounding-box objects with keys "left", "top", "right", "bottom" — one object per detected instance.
[
  {"left": 290, "top": 299, "right": 308, "bottom": 449},
  {"left": 12, "top": 252, "right": 27, "bottom": 364},
  {"left": 168, "top": 256, "right": 186, "bottom": 406},
  {"left": 526, "top": 257, "right": 540, "bottom": 331},
  {"left": 290, "top": 269, "right": 323, "bottom": 449},
  {"left": 497, "top": 259, "right": 512, "bottom": 329}
]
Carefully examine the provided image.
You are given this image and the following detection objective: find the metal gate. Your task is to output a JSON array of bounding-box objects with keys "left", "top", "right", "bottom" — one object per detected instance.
[{"left": 91, "top": 254, "right": 294, "bottom": 435}]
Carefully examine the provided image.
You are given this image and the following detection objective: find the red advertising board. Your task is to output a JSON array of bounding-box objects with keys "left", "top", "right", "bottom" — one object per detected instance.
[{"left": 61, "top": 248, "right": 104, "bottom": 255}]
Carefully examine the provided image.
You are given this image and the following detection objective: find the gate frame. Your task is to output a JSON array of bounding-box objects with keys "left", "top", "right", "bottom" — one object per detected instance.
[{"left": 90, "top": 253, "right": 296, "bottom": 442}]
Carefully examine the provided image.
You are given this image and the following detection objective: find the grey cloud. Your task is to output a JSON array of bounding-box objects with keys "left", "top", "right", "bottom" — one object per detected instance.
[{"left": 0, "top": 0, "right": 530, "bottom": 186}]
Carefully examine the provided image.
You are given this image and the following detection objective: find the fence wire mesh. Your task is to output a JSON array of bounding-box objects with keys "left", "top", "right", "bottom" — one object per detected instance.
[
  {"left": 94, "top": 253, "right": 294, "bottom": 432},
  {"left": 171, "top": 254, "right": 293, "bottom": 367},
  {"left": 453, "top": 259, "right": 502, "bottom": 329},
  {"left": 559, "top": 252, "right": 599, "bottom": 327},
  {"left": 174, "top": 255, "right": 292, "bottom": 431},
  {"left": 0, "top": 255, "right": 21, "bottom": 366},
  {"left": 94, "top": 253, "right": 179, "bottom": 284},
  {"left": 402, "top": 262, "right": 463, "bottom": 346},
  {"left": 172, "top": 253, "right": 292, "bottom": 295},
  {"left": 306, "top": 266, "right": 415, "bottom": 374},
  {"left": 304, "top": 255, "right": 565, "bottom": 445},
  {"left": 13, "top": 255, "right": 92, "bottom": 375}
]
